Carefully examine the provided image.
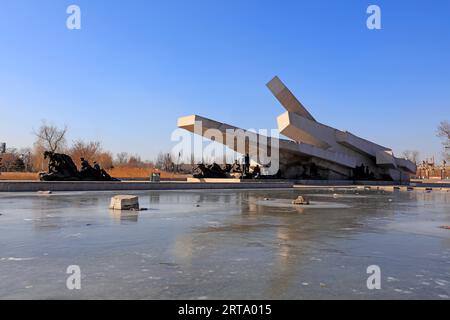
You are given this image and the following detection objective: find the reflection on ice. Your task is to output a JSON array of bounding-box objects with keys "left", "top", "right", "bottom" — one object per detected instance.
[{"left": 255, "top": 198, "right": 351, "bottom": 209}]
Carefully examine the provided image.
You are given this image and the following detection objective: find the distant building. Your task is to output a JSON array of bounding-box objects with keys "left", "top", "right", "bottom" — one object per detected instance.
[{"left": 417, "top": 159, "right": 449, "bottom": 179}]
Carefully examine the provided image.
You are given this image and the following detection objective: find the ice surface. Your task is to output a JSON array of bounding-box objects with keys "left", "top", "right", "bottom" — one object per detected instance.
[{"left": 0, "top": 189, "right": 449, "bottom": 299}]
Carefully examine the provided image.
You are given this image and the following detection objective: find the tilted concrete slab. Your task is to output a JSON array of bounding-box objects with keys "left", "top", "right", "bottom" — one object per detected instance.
[
  {"left": 336, "top": 130, "right": 390, "bottom": 158},
  {"left": 267, "top": 76, "right": 316, "bottom": 121},
  {"left": 376, "top": 150, "right": 397, "bottom": 168},
  {"left": 178, "top": 115, "right": 241, "bottom": 135},
  {"left": 295, "top": 143, "right": 357, "bottom": 168},
  {"left": 178, "top": 114, "right": 277, "bottom": 157},
  {"left": 395, "top": 157, "right": 417, "bottom": 174},
  {"left": 178, "top": 114, "right": 357, "bottom": 169},
  {"left": 375, "top": 151, "right": 416, "bottom": 175},
  {"left": 277, "top": 111, "right": 330, "bottom": 148},
  {"left": 277, "top": 110, "right": 392, "bottom": 159}
]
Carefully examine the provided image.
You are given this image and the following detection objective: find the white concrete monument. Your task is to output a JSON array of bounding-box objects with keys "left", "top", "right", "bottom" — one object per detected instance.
[{"left": 177, "top": 76, "right": 416, "bottom": 182}]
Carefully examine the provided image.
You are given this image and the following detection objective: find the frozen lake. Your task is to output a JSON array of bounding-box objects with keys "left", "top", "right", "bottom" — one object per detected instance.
[{"left": 0, "top": 188, "right": 449, "bottom": 299}]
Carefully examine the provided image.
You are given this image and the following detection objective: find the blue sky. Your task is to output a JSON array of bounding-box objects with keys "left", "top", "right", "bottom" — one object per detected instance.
[{"left": 0, "top": 0, "right": 449, "bottom": 161}]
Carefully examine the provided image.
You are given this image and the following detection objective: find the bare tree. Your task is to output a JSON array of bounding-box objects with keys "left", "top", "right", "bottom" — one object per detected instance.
[
  {"left": 31, "top": 143, "right": 47, "bottom": 172},
  {"left": 0, "top": 148, "right": 25, "bottom": 172},
  {"left": 164, "top": 153, "right": 175, "bottom": 172},
  {"left": 116, "top": 152, "right": 129, "bottom": 165},
  {"left": 96, "top": 151, "right": 113, "bottom": 169},
  {"left": 155, "top": 152, "right": 165, "bottom": 170},
  {"left": 155, "top": 152, "right": 175, "bottom": 172},
  {"left": 437, "top": 121, "right": 450, "bottom": 161},
  {"left": 128, "top": 155, "right": 143, "bottom": 166},
  {"left": 19, "top": 148, "right": 32, "bottom": 171},
  {"left": 69, "top": 140, "right": 101, "bottom": 167},
  {"left": 33, "top": 120, "right": 68, "bottom": 152},
  {"left": 401, "top": 150, "right": 420, "bottom": 164}
]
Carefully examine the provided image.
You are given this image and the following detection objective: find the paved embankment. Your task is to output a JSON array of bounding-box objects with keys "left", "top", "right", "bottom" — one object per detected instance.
[
  {"left": 0, "top": 180, "right": 294, "bottom": 192},
  {"left": 1, "top": 180, "right": 448, "bottom": 192}
]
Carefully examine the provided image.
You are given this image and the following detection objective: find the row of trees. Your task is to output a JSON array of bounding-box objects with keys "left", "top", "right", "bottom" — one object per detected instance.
[
  {"left": 32, "top": 121, "right": 181, "bottom": 171},
  {"left": 401, "top": 150, "right": 420, "bottom": 164},
  {"left": 1, "top": 121, "right": 179, "bottom": 173},
  {"left": 403, "top": 121, "right": 450, "bottom": 164},
  {"left": 437, "top": 121, "right": 450, "bottom": 161},
  {"left": 31, "top": 121, "right": 114, "bottom": 171},
  {"left": 0, "top": 148, "right": 31, "bottom": 172},
  {"left": 391, "top": 121, "right": 450, "bottom": 165}
]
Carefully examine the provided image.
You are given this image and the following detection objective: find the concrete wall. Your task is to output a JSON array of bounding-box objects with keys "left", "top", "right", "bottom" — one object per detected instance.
[{"left": 0, "top": 181, "right": 294, "bottom": 192}]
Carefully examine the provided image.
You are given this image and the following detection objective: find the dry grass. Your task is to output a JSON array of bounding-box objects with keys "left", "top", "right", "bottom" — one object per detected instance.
[
  {"left": 0, "top": 172, "right": 39, "bottom": 180},
  {"left": 107, "top": 167, "right": 187, "bottom": 180},
  {"left": 0, "top": 167, "right": 188, "bottom": 181}
]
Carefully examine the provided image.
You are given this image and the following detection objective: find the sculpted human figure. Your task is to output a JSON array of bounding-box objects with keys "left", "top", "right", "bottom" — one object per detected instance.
[
  {"left": 40, "top": 151, "right": 75, "bottom": 181},
  {"left": 80, "top": 158, "right": 91, "bottom": 172},
  {"left": 39, "top": 152, "right": 118, "bottom": 181},
  {"left": 231, "top": 160, "right": 242, "bottom": 173},
  {"left": 192, "top": 162, "right": 228, "bottom": 178},
  {"left": 244, "top": 153, "right": 250, "bottom": 174},
  {"left": 310, "top": 162, "right": 318, "bottom": 177},
  {"left": 252, "top": 165, "right": 261, "bottom": 178},
  {"left": 93, "top": 161, "right": 114, "bottom": 181}
]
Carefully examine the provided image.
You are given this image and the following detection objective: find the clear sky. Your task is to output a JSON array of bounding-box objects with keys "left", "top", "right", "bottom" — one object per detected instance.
[{"left": 0, "top": 0, "right": 449, "bottom": 161}]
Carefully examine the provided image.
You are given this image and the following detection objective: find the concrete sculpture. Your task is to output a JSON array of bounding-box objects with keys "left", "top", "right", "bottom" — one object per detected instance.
[{"left": 178, "top": 76, "right": 416, "bottom": 181}]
